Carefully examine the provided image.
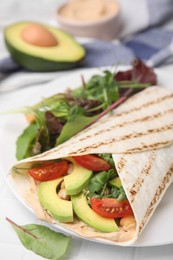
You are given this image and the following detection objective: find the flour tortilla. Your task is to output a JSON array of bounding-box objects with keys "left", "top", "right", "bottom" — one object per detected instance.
[
  {"left": 13, "top": 86, "right": 173, "bottom": 161},
  {"left": 10, "top": 86, "right": 173, "bottom": 245}
]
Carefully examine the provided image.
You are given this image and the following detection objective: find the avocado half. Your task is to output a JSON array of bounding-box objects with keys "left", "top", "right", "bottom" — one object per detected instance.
[{"left": 4, "top": 22, "right": 85, "bottom": 72}]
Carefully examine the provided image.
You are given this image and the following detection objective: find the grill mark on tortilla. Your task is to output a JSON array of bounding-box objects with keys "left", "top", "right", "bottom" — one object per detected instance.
[
  {"left": 114, "top": 92, "right": 173, "bottom": 117},
  {"left": 70, "top": 91, "right": 173, "bottom": 142},
  {"left": 125, "top": 141, "right": 173, "bottom": 153},
  {"left": 30, "top": 91, "right": 173, "bottom": 158},
  {"left": 129, "top": 177, "right": 144, "bottom": 201},
  {"left": 129, "top": 152, "right": 156, "bottom": 203},
  {"left": 78, "top": 108, "right": 173, "bottom": 142},
  {"left": 116, "top": 157, "right": 127, "bottom": 173},
  {"left": 139, "top": 164, "right": 173, "bottom": 234},
  {"left": 91, "top": 92, "right": 173, "bottom": 126},
  {"left": 71, "top": 123, "right": 173, "bottom": 154}
]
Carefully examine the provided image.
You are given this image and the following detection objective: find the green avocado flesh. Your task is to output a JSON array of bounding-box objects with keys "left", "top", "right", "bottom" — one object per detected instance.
[
  {"left": 64, "top": 159, "right": 93, "bottom": 195},
  {"left": 38, "top": 177, "right": 73, "bottom": 222},
  {"left": 4, "top": 22, "right": 85, "bottom": 72},
  {"left": 109, "top": 177, "right": 122, "bottom": 188},
  {"left": 71, "top": 193, "right": 119, "bottom": 233}
]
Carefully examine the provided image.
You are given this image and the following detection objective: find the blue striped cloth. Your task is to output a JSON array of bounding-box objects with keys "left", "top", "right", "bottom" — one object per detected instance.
[
  {"left": 79, "top": 0, "right": 173, "bottom": 68},
  {"left": 82, "top": 27, "right": 173, "bottom": 68}
]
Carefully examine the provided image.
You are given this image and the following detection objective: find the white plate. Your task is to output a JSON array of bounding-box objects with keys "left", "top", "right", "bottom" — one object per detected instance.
[{"left": 0, "top": 67, "right": 173, "bottom": 247}]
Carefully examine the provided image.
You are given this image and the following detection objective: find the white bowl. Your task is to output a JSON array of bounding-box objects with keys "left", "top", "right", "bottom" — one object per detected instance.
[{"left": 56, "top": 0, "right": 121, "bottom": 41}]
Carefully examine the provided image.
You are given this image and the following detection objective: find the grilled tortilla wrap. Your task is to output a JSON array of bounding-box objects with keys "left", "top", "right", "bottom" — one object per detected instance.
[{"left": 9, "top": 86, "right": 173, "bottom": 245}]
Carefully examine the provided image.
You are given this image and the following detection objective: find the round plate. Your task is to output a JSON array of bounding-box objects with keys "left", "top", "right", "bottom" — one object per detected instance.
[{"left": 0, "top": 67, "right": 173, "bottom": 247}]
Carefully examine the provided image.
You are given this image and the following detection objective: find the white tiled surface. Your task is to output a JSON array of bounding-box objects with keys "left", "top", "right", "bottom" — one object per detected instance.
[{"left": 0, "top": 1, "right": 173, "bottom": 259}]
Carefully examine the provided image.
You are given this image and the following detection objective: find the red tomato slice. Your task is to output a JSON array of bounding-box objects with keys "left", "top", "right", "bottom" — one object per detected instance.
[
  {"left": 90, "top": 197, "right": 133, "bottom": 218},
  {"left": 28, "top": 161, "right": 68, "bottom": 181},
  {"left": 72, "top": 155, "right": 112, "bottom": 171}
]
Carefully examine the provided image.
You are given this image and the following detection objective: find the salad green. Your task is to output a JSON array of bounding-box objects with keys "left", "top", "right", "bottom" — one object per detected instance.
[
  {"left": 87, "top": 154, "right": 127, "bottom": 200},
  {"left": 13, "top": 60, "right": 157, "bottom": 160},
  {"left": 6, "top": 218, "right": 71, "bottom": 260}
]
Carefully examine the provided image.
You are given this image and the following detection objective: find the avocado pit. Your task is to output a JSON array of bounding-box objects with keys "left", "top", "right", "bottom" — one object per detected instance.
[{"left": 21, "top": 24, "right": 58, "bottom": 47}]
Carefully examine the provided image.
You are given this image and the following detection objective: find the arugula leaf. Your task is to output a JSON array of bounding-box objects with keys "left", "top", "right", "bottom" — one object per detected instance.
[
  {"left": 16, "top": 123, "right": 39, "bottom": 160},
  {"left": 2, "top": 94, "right": 66, "bottom": 116},
  {"left": 47, "top": 100, "right": 70, "bottom": 119},
  {"left": 16, "top": 121, "right": 50, "bottom": 160},
  {"left": 117, "top": 186, "right": 127, "bottom": 201},
  {"left": 111, "top": 186, "right": 127, "bottom": 201},
  {"left": 33, "top": 125, "right": 50, "bottom": 154},
  {"left": 6, "top": 218, "right": 71, "bottom": 260},
  {"left": 56, "top": 114, "right": 96, "bottom": 145},
  {"left": 88, "top": 169, "right": 116, "bottom": 195},
  {"left": 16, "top": 107, "right": 51, "bottom": 160},
  {"left": 30, "top": 93, "right": 66, "bottom": 112},
  {"left": 73, "top": 70, "right": 120, "bottom": 107},
  {"left": 87, "top": 153, "right": 128, "bottom": 200}
]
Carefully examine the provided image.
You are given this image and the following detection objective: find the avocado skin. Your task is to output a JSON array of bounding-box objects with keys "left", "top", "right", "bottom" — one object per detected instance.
[
  {"left": 5, "top": 39, "right": 82, "bottom": 72},
  {"left": 38, "top": 178, "right": 73, "bottom": 222},
  {"left": 71, "top": 193, "right": 119, "bottom": 233}
]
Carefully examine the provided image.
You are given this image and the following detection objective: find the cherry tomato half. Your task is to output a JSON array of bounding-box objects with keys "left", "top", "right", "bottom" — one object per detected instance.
[
  {"left": 28, "top": 161, "right": 68, "bottom": 181},
  {"left": 90, "top": 197, "right": 133, "bottom": 218},
  {"left": 72, "top": 155, "right": 112, "bottom": 172}
]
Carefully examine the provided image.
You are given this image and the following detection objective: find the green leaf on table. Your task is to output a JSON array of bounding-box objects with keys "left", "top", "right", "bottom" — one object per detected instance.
[
  {"left": 6, "top": 218, "right": 71, "bottom": 260},
  {"left": 56, "top": 114, "right": 96, "bottom": 145}
]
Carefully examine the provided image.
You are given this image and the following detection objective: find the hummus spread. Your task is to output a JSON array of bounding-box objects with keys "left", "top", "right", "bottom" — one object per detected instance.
[
  {"left": 58, "top": 0, "right": 119, "bottom": 22},
  {"left": 25, "top": 178, "right": 136, "bottom": 243}
]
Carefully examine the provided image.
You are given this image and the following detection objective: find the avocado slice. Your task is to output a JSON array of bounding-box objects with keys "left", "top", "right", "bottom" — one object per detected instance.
[
  {"left": 109, "top": 177, "right": 122, "bottom": 188},
  {"left": 4, "top": 22, "right": 85, "bottom": 72},
  {"left": 38, "top": 177, "right": 73, "bottom": 222},
  {"left": 64, "top": 158, "right": 92, "bottom": 195},
  {"left": 71, "top": 193, "right": 119, "bottom": 233}
]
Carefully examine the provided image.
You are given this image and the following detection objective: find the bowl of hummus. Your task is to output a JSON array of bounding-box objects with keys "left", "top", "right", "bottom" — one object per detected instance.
[{"left": 56, "top": 0, "right": 121, "bottom": 40}]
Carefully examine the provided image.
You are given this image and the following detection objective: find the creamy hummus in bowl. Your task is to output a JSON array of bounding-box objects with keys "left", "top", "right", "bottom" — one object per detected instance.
[{"left": 56, "top": 0, "right": 121, "bottom": 40}]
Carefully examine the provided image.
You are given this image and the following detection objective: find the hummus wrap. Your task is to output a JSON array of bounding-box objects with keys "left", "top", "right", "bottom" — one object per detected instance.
[{"left": 9, "top": 86, "right": 173, "bottom": 245}]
